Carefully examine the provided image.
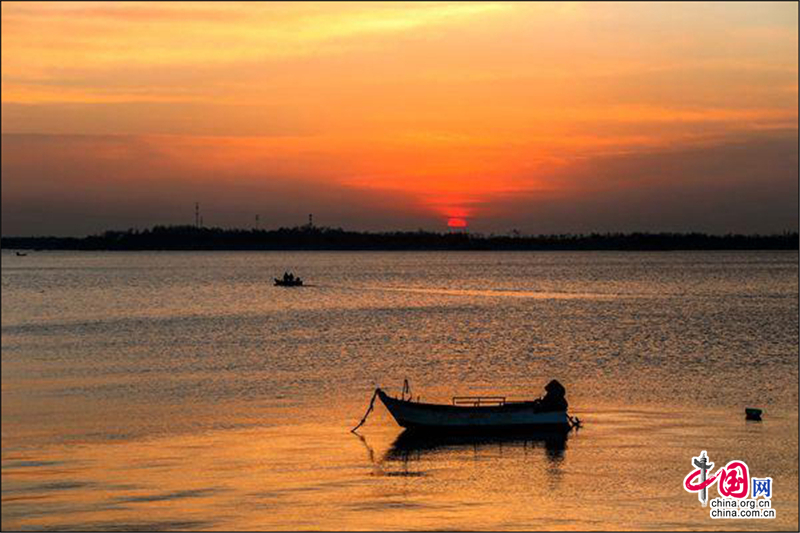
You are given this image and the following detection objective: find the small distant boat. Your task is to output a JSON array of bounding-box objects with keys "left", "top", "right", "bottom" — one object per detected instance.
[
  {"left": 274, "top": 277, "right": 303, "bottom": 287},
  {"left": 15, "top": 251, "right": 27, "bottom": 257},
  {"left": 374, "top": 380, "right": 576, "bottom": 433},
  {"left": 745, "top": 407, "right": 763, "bottom": 421}
]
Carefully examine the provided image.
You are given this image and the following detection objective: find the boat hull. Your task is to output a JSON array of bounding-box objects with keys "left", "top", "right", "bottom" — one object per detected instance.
[
  {"left": 274, "top": 279, "right": 303, "bottom": 287},
  {"left": 377, "top": 389, "right": 570, "bottom": 432}
]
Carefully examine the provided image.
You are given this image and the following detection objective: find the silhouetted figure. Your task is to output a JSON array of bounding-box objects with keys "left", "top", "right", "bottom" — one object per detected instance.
[
  {"left": 534, "top": 379, "right": 568, "bottom": 412},
  {"left": 275, "top": 271, "right": 303, "bottom": 286}
]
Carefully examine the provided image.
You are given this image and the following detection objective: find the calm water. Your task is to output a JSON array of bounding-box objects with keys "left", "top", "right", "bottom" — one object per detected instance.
[{"left": 2, "top": 250, "right": 798, "bottom": 531}]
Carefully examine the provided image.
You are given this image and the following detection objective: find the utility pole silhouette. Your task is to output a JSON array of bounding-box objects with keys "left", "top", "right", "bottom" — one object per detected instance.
[
  {"left": 308, "top": 213, "right": 313, "bottom": 228},
  {"left": 255, "top": 214, "right": 260, "bottom": 230},
  {"left": 195, "top": 202, "right": 200, "bottom": 228}
]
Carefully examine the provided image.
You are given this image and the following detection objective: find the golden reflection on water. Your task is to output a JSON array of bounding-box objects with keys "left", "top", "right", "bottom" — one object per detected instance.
[
  {"left": 2, "top": 251, "right": 797, "bottom": 530},
  {"left": 366, "top": 286, "right": 623, "bottom": 300},
  {"left": 3, "top": 405, "right": 797, "bottom": 531}
]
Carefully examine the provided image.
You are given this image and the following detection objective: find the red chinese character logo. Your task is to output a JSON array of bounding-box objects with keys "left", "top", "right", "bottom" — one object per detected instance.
[
  {"left": 684, "top": 453, "right": 750, "bottom": 505},
  {"left": 716, "top": 461, "right": 749, "bottom": 498}
]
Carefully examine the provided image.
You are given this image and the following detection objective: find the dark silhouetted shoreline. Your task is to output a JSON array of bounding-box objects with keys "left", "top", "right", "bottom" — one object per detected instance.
[{"left": 3, "top": 225, "right": 798, "bottom": 251}]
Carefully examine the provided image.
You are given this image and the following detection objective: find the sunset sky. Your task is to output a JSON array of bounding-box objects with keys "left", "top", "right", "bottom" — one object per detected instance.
[{"left": 2, "top": 1, "right": 798, "bottom": 236}]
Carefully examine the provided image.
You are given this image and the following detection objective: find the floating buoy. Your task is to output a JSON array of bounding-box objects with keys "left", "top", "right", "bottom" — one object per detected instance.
[{"left": 745, "top": 408, "right": 762, "bottom": 421}]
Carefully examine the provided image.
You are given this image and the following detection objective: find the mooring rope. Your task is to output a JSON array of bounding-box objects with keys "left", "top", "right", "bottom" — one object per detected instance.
[
  {"left": 350, "top": 388, "right": 379, "bottom": 433},
  {"left": 353, "top": 430, "right": 376, "bottom": 464}
]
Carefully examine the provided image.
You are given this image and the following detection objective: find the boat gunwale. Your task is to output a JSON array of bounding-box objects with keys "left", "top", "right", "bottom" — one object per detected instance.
[{"left": 377, "top": 388, "right": 563, "bottom": 414}]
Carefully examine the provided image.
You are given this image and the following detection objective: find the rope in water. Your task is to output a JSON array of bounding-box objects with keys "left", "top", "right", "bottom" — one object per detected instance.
[{"left": 350, "top": 388, "right": 379, "bottom": 433}]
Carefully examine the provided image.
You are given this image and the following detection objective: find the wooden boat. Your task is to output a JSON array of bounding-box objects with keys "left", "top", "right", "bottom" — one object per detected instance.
[
  {"left": 376, "top": 388, "right": 571, "bottom": 432},
  {"left": 274, "top": 278, "right": 303, "bottom": 287}
]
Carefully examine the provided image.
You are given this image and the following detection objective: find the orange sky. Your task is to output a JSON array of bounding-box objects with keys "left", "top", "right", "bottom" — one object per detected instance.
[{"left": 2, "top": 2, "right": 798, "bottom": 235}]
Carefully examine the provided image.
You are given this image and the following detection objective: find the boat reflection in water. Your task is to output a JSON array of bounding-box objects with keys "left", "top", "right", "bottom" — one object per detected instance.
[
  {"left": 384, "top": 427, "right": 569, "bottom": 463},
  {"left": 352, "top": 380, "right": 575, "bottom": 479}
]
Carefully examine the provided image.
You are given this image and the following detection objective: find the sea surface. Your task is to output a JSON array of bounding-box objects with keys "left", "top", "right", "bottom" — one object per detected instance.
[{"left": 2, "top": 250, "right": 798, "bottom": 531}]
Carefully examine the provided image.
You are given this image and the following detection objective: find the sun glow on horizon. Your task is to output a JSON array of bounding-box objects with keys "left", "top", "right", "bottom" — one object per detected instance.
[
  {"left": 447, "top": 217, "right": 468, "bottom": 229},
  {"left": 1, "top": 2, "right": 797, "bottom": 235}
]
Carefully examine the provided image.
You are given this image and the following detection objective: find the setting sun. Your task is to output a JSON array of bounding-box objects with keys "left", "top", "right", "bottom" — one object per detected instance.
[{"left": 447, "top": 217, "right": 468, "bottom": 229}]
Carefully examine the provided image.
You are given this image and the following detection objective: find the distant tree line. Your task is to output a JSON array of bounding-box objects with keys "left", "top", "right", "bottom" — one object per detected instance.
[{"left": 2, "top": 225, "right": 798, "bottom": 251}]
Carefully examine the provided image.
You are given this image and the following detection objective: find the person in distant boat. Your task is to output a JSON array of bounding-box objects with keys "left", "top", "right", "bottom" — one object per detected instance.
[{"left": 532, "top": 379, "right": 568, "bottom": 412}]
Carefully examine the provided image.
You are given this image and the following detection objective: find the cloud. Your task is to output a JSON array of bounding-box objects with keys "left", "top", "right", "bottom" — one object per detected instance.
[
  {"left": 2, "top": 130, "right": 796, "bottom": 236},
  {"left": 1, "top": 102, "right": 315, "bottom": 136},
  {"left": 475, "top": 130, "right": 799, "bottom": 234},
  {"left": 1, "top": 3, "right": 797, "bottom": 235},
  {"left": 0, "top": 134, "right": 436, "bottom": 236}
]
